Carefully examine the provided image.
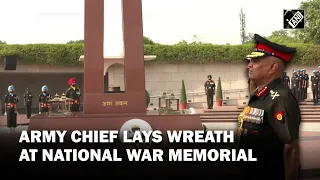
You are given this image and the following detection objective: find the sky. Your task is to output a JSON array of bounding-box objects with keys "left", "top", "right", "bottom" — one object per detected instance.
[{"left": 0, "top": 0, "right": 303, "bottom": 46}]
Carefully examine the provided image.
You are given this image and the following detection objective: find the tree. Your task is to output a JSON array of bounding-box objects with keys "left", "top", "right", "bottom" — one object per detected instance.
[
  {"left": 267, "top": 30, "right": 303, "bottom": 43},
  {"left": 190, "top": 34, "right": 203, "bottom": 44},
  {"left": 292, "top": 0, "right": 320, "bottom": 44},
  {"left": 244, "top": 30, "right": 303, "bottom": 44},
  {"left": 66, "top": 40, "right": 84, "bottom": 44},
  {"left": 143, "top": 37, "right": 156, "bottom": 45},
  {"left": 176, "top": 34, "right": 205, "bottom": 45},
  {"left": 216, "top": 77, "right": 223, "bottom": 101},
  {"left": 180, "top": 80, "right": 187, "bottom": 103},
  {"left": 0, "top": 40, "right": 6, "bottom": 44},
  {"left": 176, "top": 40, "right": 188, "bottom": 45}
]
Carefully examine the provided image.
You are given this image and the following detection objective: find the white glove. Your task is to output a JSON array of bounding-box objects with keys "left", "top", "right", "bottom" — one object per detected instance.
[
  {"left": 16, "top": 112, "right": 19, "bottom": 115},
  {"left": 39, "top": 112, "right": 41, "bottom": 114},
  {"left": 4, "top": 112, "right": 7, "bottom": 116}
]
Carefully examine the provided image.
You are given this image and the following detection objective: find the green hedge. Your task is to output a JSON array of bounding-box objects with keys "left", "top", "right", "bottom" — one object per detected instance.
[{"left": 0, "top": 43, "right": 319, "bottom": 66}]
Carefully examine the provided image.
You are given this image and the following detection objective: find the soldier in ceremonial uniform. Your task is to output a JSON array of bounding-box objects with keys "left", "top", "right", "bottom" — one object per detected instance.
[
  {"left": 298, "top": 69, "right": 304, "bottom": 102},
  {"left": 311, "top": 70, "right": 319, "bottom": 105},
  {"left": 291, "top": 70, "right": 299, "bottom": 99},
  {"left": 4, "top": 85, "right": 19, "bottom": 133},
  {"left": 240, "top": 34, "right": 300, "bottom": 180},
  {"left": 38, "top": 85, "right": 52, "bottom": 114},
  {"left": 281, "top": 71, "right": 290, "bottom": 88},
  {"left": 204, "top": 75, "right": 215, "bottom": 109},
  {"left": 65, "top": 78, "right": 81, "bottom": 112},
  {"left": 302, "top": 69, "right": 309, "bottom": 100},
  {"left": 23, "top": 88, "right": 33, "bottom": 119}
]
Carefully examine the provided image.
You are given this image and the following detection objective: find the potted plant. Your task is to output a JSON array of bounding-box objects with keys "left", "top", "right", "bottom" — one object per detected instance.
[
  {"left": 179, "top": 80, "right": 187, "bottom": 109},
  {"left": 145, "top": 90, "right": 150, "bottom": 108},
  {"left": 215, "top": 77, "right": 223, "bottom": 106}
]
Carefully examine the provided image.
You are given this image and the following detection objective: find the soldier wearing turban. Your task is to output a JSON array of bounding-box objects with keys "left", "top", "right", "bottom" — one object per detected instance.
[
  {"left": 65, "top": 78, "right": 81, "bottom": 112},
  {"left": 38, "top": 85, "right": 52, "bottom": 114},
  {"left": 4, "top": 85, "right": 19, "bottom": 133}
]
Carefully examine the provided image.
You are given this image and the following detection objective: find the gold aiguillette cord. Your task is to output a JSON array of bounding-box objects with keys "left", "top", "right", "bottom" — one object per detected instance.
[{"left": 237, "top": 112, "right": 244, "bottom": 144}]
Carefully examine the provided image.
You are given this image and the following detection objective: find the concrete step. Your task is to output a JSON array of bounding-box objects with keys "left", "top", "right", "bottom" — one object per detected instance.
[
  {"left": 200, "top": 115, "right": 238, "bottom": 119},
  {"left": 201, "top": 119, "right": 236, "bottom": 123},
  {"left": 200, "top": 118, "right": 320, "bottom": 123},
  {"left": 202, "top": 111, "right": 320, "bottom": 115},
  {"left": 202, "top": 112, "right": 241, "bottom": 115},
  {"left": 202, "top": 111, "right": 242, "bottom": 114},
  {"left": 238, "top": 105, "right": 320, "bottom": 109},
  {"left": 299, "top": 109, "right": 320, "bottom": 112},
  {"left": 301, "top": 112, "right": 320, "bottom": 115},
  {"left": 300, "top": 105, "right": 320, "bottom": 108},
  {"left": 201, "top": 115, "right": 319, "bottom": 119}
]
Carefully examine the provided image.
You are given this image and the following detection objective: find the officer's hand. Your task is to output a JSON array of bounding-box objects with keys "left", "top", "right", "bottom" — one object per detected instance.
[
  {"left": 39, "top": 112, "right": 41, "bottom": 114},
  {"left": 16, "top": 112, "right": 19, "bottom": 115},
  {"left": 4, "top": 112, "right": 7, "bottom": 116}
]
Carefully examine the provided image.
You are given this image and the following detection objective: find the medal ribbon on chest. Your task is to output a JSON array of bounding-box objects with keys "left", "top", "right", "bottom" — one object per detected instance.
[{"left": 238, "top": 106, "right": 265, "bottom": 137}]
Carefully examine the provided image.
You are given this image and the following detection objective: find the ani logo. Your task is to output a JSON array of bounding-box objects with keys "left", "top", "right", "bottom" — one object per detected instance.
[{"left": 119, "top": 119, "right": 153, "bottom": 148}]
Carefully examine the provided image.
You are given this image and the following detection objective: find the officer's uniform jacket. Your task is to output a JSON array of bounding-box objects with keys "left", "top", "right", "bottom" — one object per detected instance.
[
  {"left": 24, "top": 92, "right": 33, "bottom": 103},
  {"left": 291, "top": 74, "right": 299, "bottom": 89},
  {"left": 238, "top": 78, "right": 301, "bottom": 177},
  {"left": 303, "top": 73, "right": 309, "bottom": 88},
  {"left": 5, "top": 94, "right": 19, "bottom": 112},
  {"left": 204, "top": 80, "right": 215, "bottom": 92},
  {"left": 38, "top": 93, "right": 52, "bottom": 108},
  {"left": 311, "top": 75, "right": 319, "bottom": 90},
  {"left": 65, "top": 87, "right": 81, "bottom": 104},
  {"left": 282, "top": 75, "right": 290, "bottom": 87}
]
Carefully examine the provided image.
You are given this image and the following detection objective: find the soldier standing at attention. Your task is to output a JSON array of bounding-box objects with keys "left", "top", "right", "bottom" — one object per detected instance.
[
  {"left": 38, "top": 85, "right": 52, "bottom": 114},
  {"left": 311, "top": 70, "right": 319, "bottom": 105},
  {"left": 240, "top": 34, "right": 300, "bottom": 180},
  {"left": 4, "top": 85, "right": 19, "bottom": 133},
  {"left": 298, "top": 69, "right": 304, "bottom": 102},
  {"left": 23, "top": 88, "right": 33, "bottom": 119},
  {"left": 204, "top": 75, "right": 215, "bottom": 109},
  {"left": 65, "top": 78, "right": 81, "bottom": 112},
  {"left": 291, "top": 70, "right": 299, "bottom": 100},
  {"left": 302, "top": 69, "right": 309, "bottom": 100},
  {"left": 282, "top": 71, "right": 290, "bottom": 88}
]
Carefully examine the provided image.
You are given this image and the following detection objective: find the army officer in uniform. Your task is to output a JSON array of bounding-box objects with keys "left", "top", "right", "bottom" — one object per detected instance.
[
  {"left": 65, "top": 77, "right": 81, "bottom": 112},
  {"left": 4, "top": 85, "right": 19, "bottom": 133},
  {"left": 239, "top": 34, "right": 300, "bottom": 180},
  {"left": 204, "top": 75, "right": 215, "bottom": 109},
  {"left": 311, "top": 70, "right": 319, "bottom": 105},
  {"left": 23, "top": 88, "right": 33, "bottom": 119},
  {"left": 38, "top": 85, "right": 52, "bottom": 114}
]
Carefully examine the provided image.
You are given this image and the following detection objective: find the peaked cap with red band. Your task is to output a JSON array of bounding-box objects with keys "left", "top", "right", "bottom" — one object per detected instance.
[
  {"left": 68, "top": 78, "right": 76, "bottom": 86},
  {"left": 246, "top": 34, "right": 297, "bottom": 62}
]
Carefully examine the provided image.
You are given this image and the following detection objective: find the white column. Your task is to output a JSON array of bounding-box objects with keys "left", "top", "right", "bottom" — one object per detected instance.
[{"left": 104, "top": 0, "right": 124, "bottom": 57}]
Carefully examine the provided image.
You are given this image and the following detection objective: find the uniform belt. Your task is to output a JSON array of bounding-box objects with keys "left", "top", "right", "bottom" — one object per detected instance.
[
  {"left": 6, "top": 103, "right": 16, "bottom": 108},
  {"left": 242, "top": 128, "right": 260, "bottom": 135},
  {"left": 40, "top": 103, "right": 50, "bottom": 108},
  {"left": 70, "top": 100, "right": 79, "bottom": 104}
]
